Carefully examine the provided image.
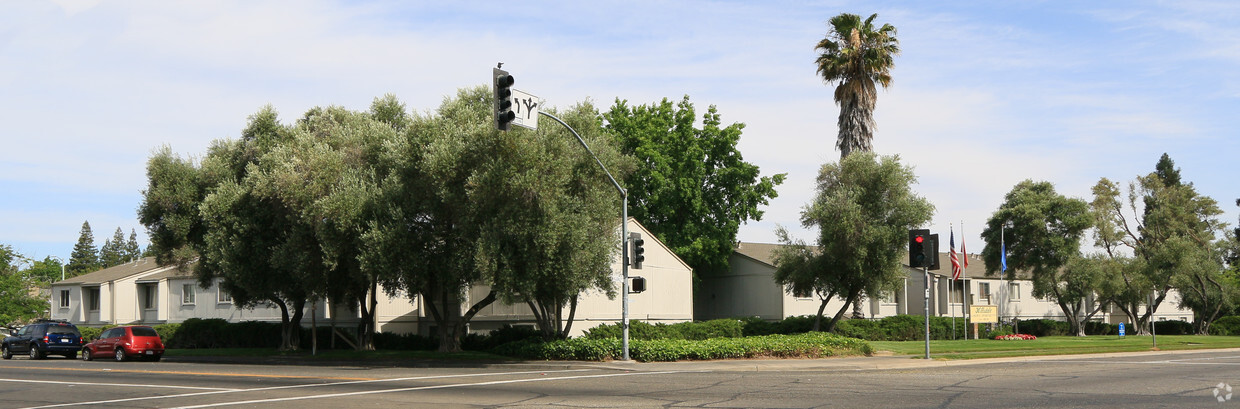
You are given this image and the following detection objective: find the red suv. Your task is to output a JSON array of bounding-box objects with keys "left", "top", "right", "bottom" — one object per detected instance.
[{"left": 81, "top": 326, "right": 165, "bottom": 362}]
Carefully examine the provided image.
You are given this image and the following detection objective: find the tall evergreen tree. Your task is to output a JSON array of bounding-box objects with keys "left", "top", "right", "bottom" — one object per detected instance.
[
  {"left": 99, "top": 227, "right": 126, "bottom": 268},
  {"left": 67, "top": 221, "right": 100, "bottom": 277},
  {"left": 124, "top": 229, "right": 142, "bottom": 262}
]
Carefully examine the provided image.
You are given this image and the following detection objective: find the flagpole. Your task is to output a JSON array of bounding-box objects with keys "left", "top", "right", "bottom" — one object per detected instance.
[
  {"left": 962, "top": 221, "right": 970, "bottom": 339},
  {"left": 949, "top": 223, "right": 956, "bottom": 340},
  {"left": 1000, "top": 224, "right": 1006, "bottom": 328}
]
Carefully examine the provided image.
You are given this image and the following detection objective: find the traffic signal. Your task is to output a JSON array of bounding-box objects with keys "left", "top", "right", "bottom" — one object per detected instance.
[
  {"left": 927, "top": 234, "right": 941, "bottom": 271},
  {"left": 909, "top": 229, "right": 930, "bottom": 267},
  {"left": 631, "top": 276, "right": 646, "bottom": 293},
  {"left": 493, "top": 68, "right": 516, "bottom": 131},
  {"left": 629, "top": 232, "right": 645, "bottom": 269}
]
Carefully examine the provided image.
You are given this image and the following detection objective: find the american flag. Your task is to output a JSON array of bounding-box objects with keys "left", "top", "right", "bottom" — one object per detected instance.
[
  {"left": 961, "top": 227, "right": 968, "bottom": 270},
  {"left": 950, "top": 229, "right": 962, "bottom": 280}
]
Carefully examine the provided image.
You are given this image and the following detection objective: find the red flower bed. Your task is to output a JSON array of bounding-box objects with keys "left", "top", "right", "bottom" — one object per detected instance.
[{"left": 994, "top": 334, "right": 1037, "bottom": 340}]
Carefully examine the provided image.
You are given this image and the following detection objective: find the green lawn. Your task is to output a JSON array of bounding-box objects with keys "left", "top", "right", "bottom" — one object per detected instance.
[{"left": 870, "top": 335, "right": 1240, "bottom": 360}]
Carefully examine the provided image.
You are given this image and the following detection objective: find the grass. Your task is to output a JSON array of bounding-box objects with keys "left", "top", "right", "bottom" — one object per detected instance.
[{"left": 870, "top": 335, "right": 1240, "bottom": 360}]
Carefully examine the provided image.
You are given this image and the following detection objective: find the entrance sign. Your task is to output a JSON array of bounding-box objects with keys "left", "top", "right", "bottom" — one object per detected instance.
[{"left": 970, "top": 305, "right": 998, "bottom": 323}]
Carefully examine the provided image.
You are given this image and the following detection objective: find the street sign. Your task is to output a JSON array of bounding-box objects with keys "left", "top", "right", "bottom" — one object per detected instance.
[
  {"left": 1119, "top": 323, "right": 1125, "bottom": 337},
  {"left": 510, "top": 89, "right": 539, "bottom": 130},
  {"left": 970, "top": 305, "right": 998, "bottom": 323}
]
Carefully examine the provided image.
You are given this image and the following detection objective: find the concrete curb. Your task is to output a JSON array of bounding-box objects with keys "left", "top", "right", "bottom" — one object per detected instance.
[{"left": 162, "top": 347, "right": 1240, "bottom": 373}]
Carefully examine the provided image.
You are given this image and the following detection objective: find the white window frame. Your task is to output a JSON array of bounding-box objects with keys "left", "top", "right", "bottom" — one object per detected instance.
[
  {"left": 1008, "top": 282, "right": 1021, "bottom": 301},
  {"left": 217, "top": 287, "right": 233, "bottom": 304},
  {"left": 977, "top": 282, "right": 992, "bottom": 304},
  {"left": 181, "top": 284, "right": 196, "bottom": 305},
  {"left": 59, "top": 290, "right": 70, "bottom": 308}
]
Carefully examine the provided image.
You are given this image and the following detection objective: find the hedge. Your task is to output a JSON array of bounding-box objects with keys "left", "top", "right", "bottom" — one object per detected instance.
[{"left": 492, "top": 332, "right": 874, "bottom": 362}]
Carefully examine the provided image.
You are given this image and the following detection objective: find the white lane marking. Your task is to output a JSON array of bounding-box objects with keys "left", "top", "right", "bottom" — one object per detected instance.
[
  {"left": 171, "top": 370, "right": 694, "bottom": 409},
  {"left": 20, "top": 369, "right": 594, "bottom": 409},
  {"left": 0, "top": 378, "right": 238, "bottom": 391}
]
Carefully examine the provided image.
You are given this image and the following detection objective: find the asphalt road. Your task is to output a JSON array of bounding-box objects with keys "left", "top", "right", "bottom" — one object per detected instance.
[{"left": 3, "top": 350, "right": 1240, "bottom": 408}]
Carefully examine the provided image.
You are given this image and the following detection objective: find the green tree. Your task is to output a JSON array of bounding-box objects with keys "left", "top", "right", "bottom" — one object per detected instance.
[
  {"left": 603, "top": 96, "right": 785, "bottom": 276},
  {"left": 815, "top": 12, "right": 899, "bottom": 158},
  {"left": 67, "top": 221, "right": 100, "bottom": 277},
  {"left": 140, "top": 106, "right": 316, "bottom": 350},
  {"left": 981, "top": 180, "right": 1092, "bottom": 335},
  {"left": 0, "top": 245, "right": 46, "bottom": 327},
  {"left": 24, "top": 256, "right": 64, "bottom": 285},
  {"left": 478, "top": 102, "right": 632, "bottom": 340},
  {"left": 1090, "top": 154, "right": 1226, "bottom": 334},
  {"left": 99, "top": 227, "right": 126, "bottom": 268},
  {"left": 124, "top": 229, "right": 142, "bottom": 262},
  {"left": 772, "top": 152, "right": 933, "bottom": 332}
]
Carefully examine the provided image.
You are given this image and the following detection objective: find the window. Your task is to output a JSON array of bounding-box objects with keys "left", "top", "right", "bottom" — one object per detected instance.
[
  {"left": 141, "top": 285, "right": 157, "bottom": 310},
  {"left": 87, "top": 288, "right": 100, "bottom": 311},
  {"left": 59, "top": 290, "right": 70, "bottom": 308},
  {"left": 977, "top": 282, "right": 992, "bottom": 304},
  {"left": 217, "top": 287, "right": 233, "bottom": 304},
  {"left": 182, "top": 284, "right": 196, "bottom": 305},
  {"left": 881, "top": 291, "right": 897, "bottom": 305},
  {"left": 1008, "top": 282, "right": 1020, "bottom": 301}
]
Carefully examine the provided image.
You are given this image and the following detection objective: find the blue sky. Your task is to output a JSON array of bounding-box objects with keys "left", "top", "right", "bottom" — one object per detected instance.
[{"left": 2, "top": 1, "right": 1238, "bottom": 266}]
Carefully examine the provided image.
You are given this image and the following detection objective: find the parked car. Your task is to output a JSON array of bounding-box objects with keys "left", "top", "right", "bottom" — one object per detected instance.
[
  {"left": 1, "top": 320, "right": 83, "bottom": 360},
  {"left": 81, "top": 325, "right": 165, "bottom": 362}
]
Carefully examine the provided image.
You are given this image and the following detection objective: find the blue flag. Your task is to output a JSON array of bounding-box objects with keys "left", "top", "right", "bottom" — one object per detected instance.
[{"left": 1001, "top": 241, "right": 1007, "bottom": 274}]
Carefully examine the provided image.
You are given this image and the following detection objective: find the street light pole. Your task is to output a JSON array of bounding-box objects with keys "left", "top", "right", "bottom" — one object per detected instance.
[{"left": 537, "top": 111, "right": 632, "bottom": 361}]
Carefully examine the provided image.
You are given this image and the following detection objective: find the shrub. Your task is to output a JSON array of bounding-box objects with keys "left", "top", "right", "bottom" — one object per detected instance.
[
  {"left": 1210, "top": 316, "right": 1240, "bottom": 336},
  {"left": 1014, "top": 319, "right": 1069, "bottom": 337},
  {"left": 582, "top": 319, "right": 746, "bottom": 341},
  {"left": 373, "top": 331, "right": 438, "bottom": 350},
  {"left": 462, "top": 325, "right": 540, "bottom": 350},
  {"left": 1153, "top": 320, "right": 1193, "bottom": 335},
  {"left": 494, "top": 332, "right": 872, "bottom": 362}
]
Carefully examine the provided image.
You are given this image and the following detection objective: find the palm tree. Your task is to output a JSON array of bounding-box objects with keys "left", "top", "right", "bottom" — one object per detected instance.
[{"left": 815, "top": 13, "right": 899, "bottom": 159}]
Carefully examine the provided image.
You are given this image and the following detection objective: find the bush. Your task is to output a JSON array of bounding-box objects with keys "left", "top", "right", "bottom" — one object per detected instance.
[
  {"left": 494, "top": 332, "right": 873, "bottom": 362},
  {"left": 1083, "top": 321, "right": 1114, "bottom": 336},
  {"left": 1015, "top": 319, "right": 1069, "bottom": 337},
  {"left": 462, "top": 325, "right": 540, "bottom": 350},
  {"left": 583, "top": 319, "right": 746, "bottom": 341},
  {"left": 1153, "top": 320, "right": 1193, "bottom": 335},
  {"left": 1210, "top": 316, "right": 1240, "bottom": 336},
  {"left": 373, "top": 331, "right": 438, "bottom": 350}
]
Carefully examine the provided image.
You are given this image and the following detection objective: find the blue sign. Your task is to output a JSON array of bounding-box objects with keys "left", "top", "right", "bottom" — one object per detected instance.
[{"left": 1119, "top": 323, "right": 1126, "bottom": 337}]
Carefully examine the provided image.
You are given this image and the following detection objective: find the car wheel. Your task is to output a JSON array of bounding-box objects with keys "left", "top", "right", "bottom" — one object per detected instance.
[
  {"left": 81, "top": 349, "right": 93, "bottom": 361},
  {"left": 114, "top": 348, "right": 126, "bottom": 362},
  {"left": 1, "top": 345, "right": 10, "bottom": 360},
  {"left": 29, "top": 345, "right": 43, "bottom": 360}
]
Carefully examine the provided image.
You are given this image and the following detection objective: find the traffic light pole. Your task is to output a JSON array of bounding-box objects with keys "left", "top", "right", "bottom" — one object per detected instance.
[
  {"left": 923, "top": 266, "right": 930, "bottom": 359},
  {"left": 538, "top": 111, "right": 632, "bottom": 361}
]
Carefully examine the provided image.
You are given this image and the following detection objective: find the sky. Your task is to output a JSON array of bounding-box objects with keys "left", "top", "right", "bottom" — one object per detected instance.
[{"left": 2, "top": 0, "right": 1238, "bottom": 267}]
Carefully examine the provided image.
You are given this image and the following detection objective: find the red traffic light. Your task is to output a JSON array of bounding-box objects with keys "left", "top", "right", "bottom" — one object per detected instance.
[{"left": 914, "top": 235, "right": 924, "bottom": 243}]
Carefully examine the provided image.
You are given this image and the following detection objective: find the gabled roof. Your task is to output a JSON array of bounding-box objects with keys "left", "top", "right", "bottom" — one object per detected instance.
[
  {"left": 625, "top": 218, "right": 693, "bottom": 273},
  {"left": 733, "top": 241, "right": 1025, "bottom": 280},
  {"left": 53, "top": 257, "right": 167, "bottom": 286}
]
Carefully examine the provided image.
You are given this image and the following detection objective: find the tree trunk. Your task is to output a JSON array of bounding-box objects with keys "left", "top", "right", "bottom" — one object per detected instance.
[{"left": 823, "top": 290, "right": 860, "bottom": 333}]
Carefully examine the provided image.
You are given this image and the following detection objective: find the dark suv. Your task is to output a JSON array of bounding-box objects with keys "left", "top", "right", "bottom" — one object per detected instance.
[{"left": 1, "top": 320, "right": 83, "bottom": 360}]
